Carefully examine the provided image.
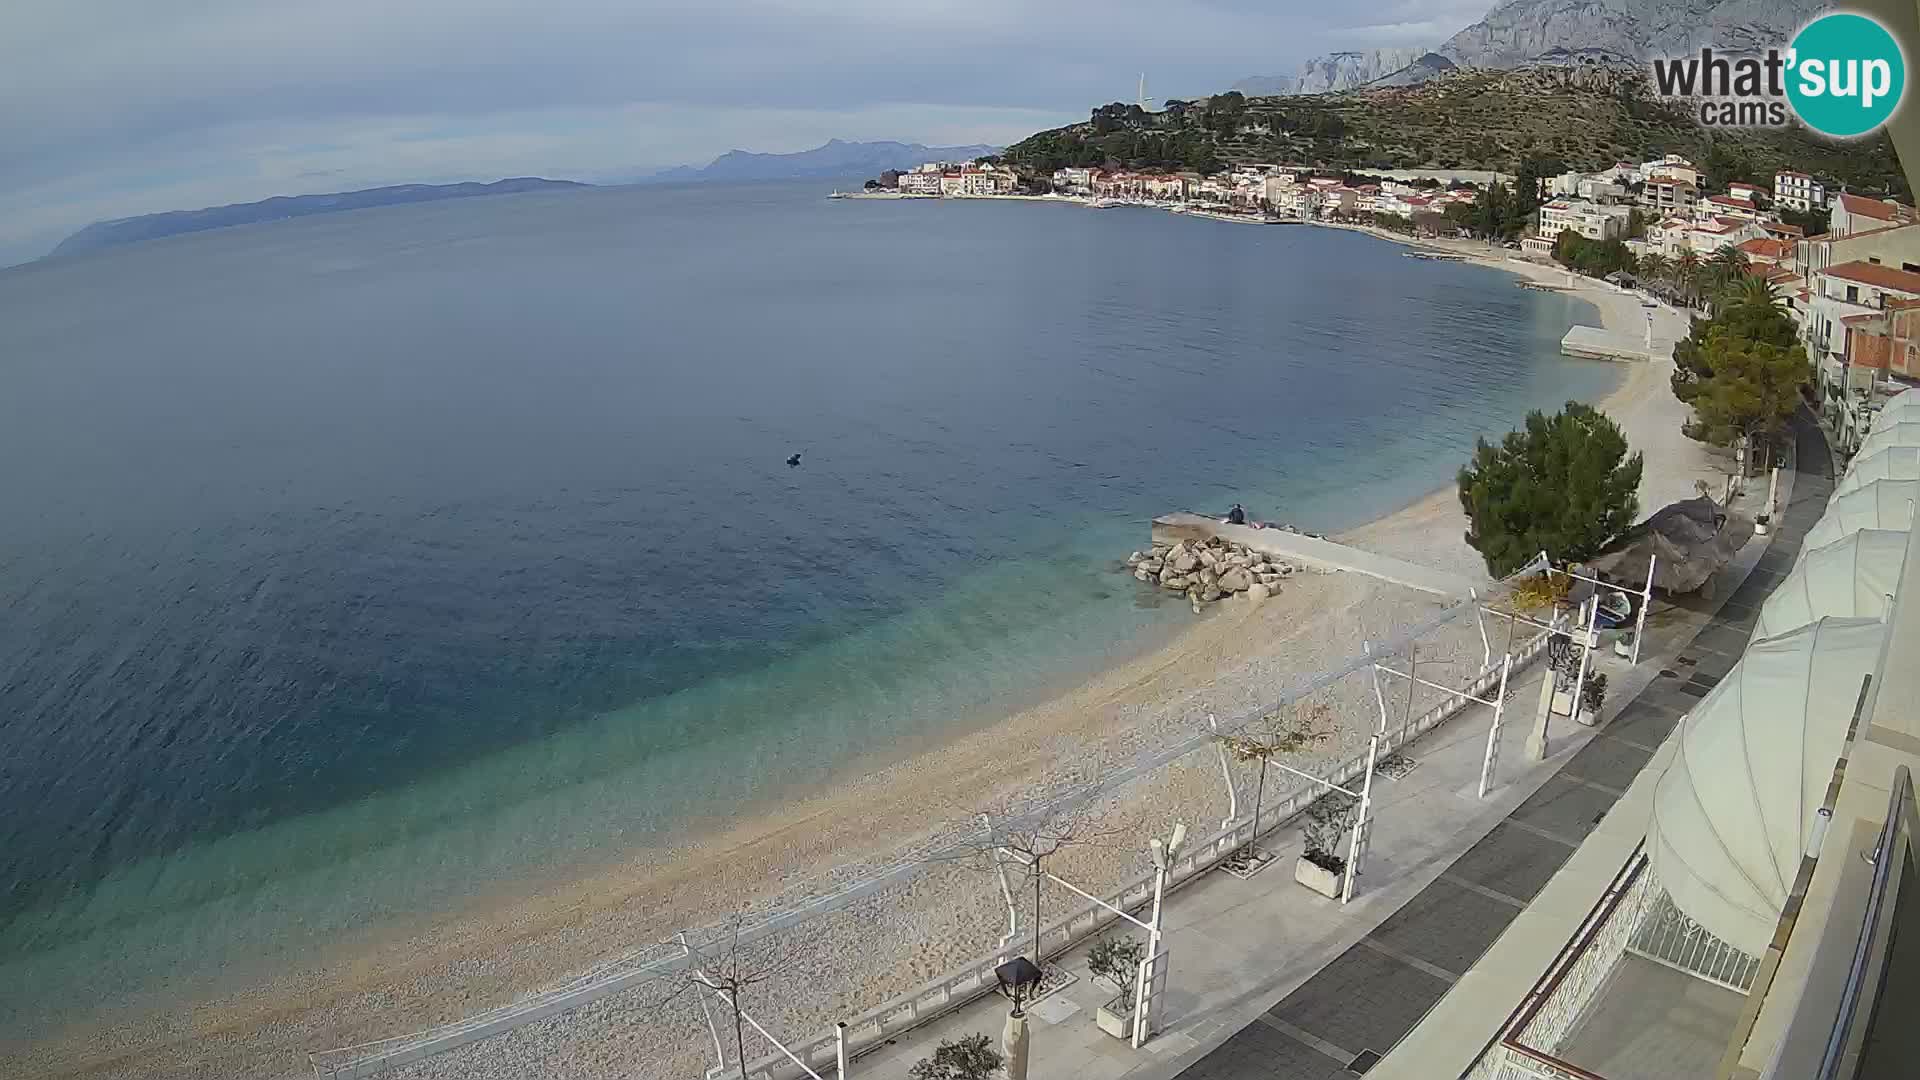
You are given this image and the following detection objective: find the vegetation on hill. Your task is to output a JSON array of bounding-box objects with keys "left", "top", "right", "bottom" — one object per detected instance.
[
  {"left": 1457, "top": 402, "right": 1644, "bottom": 577},
  {"left": 1003, "top": 67, "right": 1906, "bottom": 197}
]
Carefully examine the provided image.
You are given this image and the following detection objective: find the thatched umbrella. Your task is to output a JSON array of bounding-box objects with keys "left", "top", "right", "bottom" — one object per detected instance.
[{"left": 1589, "top": 496, "right": 1755, "bottom": 594}]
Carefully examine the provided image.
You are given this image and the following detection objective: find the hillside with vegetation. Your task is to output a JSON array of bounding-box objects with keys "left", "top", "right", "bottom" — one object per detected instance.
[{"left": 1003, "top": 66, "right": 1906, "bottom": 196}]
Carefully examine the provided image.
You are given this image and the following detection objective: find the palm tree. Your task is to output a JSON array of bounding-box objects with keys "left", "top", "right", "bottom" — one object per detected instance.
[
  {"left": 1674, "top": 250, "right": 1702, "bottom": 308},
  {"left": 1638, "top": 253, "right": 1672, "bottom": 299},
  {"left": 1729, "top": 274, "right": 1786, "bottom": 312},
  {"left": 1708, "top": 245, "right": 1751, "bottom": 289}
]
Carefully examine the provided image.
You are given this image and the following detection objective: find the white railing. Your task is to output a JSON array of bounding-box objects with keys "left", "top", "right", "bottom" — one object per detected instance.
[
  {"left": 740, "top": 632, "right": 1555, "bottom": 1080},
  {"left": 313, "top": 586, "right": 1553, "bottom": 1079},
  {"left": 1469, "top": 849, "right": 1653, "bottom": 1080},
  {"left": 1626, "top": 888, "right": 1760, "bottom": 992}
]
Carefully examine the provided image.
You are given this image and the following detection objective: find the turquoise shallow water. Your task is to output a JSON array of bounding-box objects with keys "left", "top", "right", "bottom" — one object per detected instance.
[{"left": 0, "top": 181, "right": 1618, "bottom": 1032}]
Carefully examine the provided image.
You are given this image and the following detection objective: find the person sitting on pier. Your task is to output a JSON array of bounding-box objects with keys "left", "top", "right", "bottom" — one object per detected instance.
[{"left": 1225, "top": 503, "right": 1246, "bottom": 526}]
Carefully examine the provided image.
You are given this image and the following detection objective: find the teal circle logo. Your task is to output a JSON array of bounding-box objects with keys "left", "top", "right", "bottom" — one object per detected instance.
[{"left": 1787, "top": 13, "right": 1906, "bottom": 137}]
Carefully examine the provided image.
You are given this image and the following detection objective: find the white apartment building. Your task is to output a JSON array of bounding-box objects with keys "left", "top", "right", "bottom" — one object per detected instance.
[
  {"left": 1774, "top": 170, "right": 1827, "bottom": 212},
  {"left": 1050, "top": 167, "right": 1096, "bottom": 194},
  {"left": 1539, "top": 199, "right": 1631, "bottom": 241},
  {"left": 897, "top": 170, "right": 943, "bottom": 195}
]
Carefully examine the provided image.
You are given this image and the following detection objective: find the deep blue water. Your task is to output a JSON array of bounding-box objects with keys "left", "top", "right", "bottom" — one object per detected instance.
[{"left": 0, "top": 180, "right": 1616, "bottom": 1030}]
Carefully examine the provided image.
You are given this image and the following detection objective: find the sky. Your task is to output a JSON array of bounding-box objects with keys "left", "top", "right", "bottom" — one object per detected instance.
[{"left": 0, "top": 0, "right": 1492, "bottom": 264}]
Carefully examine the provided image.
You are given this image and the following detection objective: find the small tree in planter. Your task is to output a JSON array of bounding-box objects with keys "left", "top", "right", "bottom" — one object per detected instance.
[
  {"left": 1577, "top": 672, "right": 1608, "bottom": 726},
  {"left": 910, "top": 1033, "right": 1004, "bottom": 1080},
  {"left": 1296, "top": 792, "right": 1359, "bottom": 898},
  {"left": 1216, "top": 701, "right": 1334, "bottom": 872},
  {"left": 1087, "top": 933, "right": 1147, "bottom": 1039}
]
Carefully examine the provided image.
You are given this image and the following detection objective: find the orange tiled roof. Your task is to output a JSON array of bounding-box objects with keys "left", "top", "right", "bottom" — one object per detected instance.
[
  {"left": 1838, "top": 193, "right": 1915, "bottom": 222},
  {"left": 1824, "top": 260, "right": 1920, "bottom": 293},
  {"left": 1738, "top": 238, "right": 1794, "bottom": 259}
]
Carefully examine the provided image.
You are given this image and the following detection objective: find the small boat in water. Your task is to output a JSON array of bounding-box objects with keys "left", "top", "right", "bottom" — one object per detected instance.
[
  {"left": 827, "top": 190, "right": 851, "bottom": 199},
  {"left": 1089, "top": 197, "right": 1117, "bottom": 209}
]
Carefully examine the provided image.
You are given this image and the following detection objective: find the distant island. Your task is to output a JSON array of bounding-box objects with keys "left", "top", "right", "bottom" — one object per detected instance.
[
  {"left": 640, "top": 139, "right": 1001, "bottom": 185},
  {"left": 49, "top": 177, "right": 590, "bottom": 259}
]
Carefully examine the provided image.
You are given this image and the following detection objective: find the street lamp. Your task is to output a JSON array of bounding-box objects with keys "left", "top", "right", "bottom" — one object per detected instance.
[{"left": 995, "top": 957, "right": 1042, "bottom": 1080}]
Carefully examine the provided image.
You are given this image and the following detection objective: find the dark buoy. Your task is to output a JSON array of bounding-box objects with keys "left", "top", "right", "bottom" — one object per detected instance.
[{"left": 786, "top": 453, "right": 802, "bottom": 468}]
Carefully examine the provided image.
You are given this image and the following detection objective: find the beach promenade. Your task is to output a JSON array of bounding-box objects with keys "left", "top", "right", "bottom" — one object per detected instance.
[{"left": 845, "top": 418, "right": 1807, "bottom": 1080}]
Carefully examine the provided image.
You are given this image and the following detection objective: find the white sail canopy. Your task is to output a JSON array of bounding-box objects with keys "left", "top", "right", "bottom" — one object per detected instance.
[
  {"left": 1854, "top": 421, "right": 1920, "bottom": 461},
  {"left": 1800, "top": 479, "right": 1920, "bottom": 553},
  {"left": 1754, "top": 530, "right": 1907, "bottom": 638},
  {"left": 1649, "top": 617, "right": 1889, "bottom": 955},
  {"left": 1835, "top": 445, "right": 1920, "bottom": 497},
  {"left": 1870, "top": 390, "right": 1920, "bottom": 433}
]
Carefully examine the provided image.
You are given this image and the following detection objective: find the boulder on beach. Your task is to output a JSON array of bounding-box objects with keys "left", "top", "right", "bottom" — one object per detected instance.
[{"left": 1217, "top": 568, "right": 1252, "bottom": 592}]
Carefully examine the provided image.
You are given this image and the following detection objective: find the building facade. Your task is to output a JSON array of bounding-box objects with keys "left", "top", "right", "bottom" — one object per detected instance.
[{"left": 1774, "top": 169, "right": 1826, "bottom": 211}]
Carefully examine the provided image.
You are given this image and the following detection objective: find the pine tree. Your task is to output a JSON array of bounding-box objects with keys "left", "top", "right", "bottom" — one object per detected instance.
[{"left": 1457, "top": 402, "right": 1644, "bottom": 577}]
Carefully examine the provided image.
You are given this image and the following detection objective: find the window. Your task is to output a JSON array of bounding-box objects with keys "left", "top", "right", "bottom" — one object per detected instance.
[{"left": 1849, "top": 285, "right": 1861, "bottom": 303}]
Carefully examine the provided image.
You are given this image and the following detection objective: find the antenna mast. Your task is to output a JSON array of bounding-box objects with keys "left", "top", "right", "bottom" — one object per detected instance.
[{"left": 1138, "top": 73, "right": 1147, "bottom": 109}]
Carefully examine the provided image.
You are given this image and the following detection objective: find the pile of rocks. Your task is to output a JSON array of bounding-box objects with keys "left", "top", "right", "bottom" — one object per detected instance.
[{"left": 1126, "top": 536, "right": 1299, "bottom": 613}]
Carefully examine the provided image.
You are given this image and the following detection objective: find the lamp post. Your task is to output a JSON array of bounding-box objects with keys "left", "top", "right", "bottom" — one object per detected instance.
[
  {"left": 995, "top": 957, "right": 1041, "bottom": 1080},
  {"left": 1135, "top": 822, "right": 1188, "bottom": 1047}
]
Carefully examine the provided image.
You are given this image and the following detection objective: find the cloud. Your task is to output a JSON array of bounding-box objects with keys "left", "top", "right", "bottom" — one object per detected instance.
[{"left": 0, "top": 0, "right": 1493, "bottom": 259}]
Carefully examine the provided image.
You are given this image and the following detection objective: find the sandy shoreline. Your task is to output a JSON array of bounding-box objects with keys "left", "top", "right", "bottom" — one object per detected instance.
[{"left": 9, "top": 228, "right": 1703, "bottom": 1080}]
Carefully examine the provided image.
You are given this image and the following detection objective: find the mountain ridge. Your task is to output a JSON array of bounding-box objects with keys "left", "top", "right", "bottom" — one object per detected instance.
[
  {"left": 1236, "top": 0, "right": 1830, "bottom": 96},
  {"left": 49, "top": 178, "right": 588, "bottom": 259},
  {"left": 639, "top": 139, "right": 1001, "bottom": 184}
]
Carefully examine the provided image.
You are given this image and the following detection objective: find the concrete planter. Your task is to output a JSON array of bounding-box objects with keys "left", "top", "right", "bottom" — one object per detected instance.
[
  {"left": 1551, "top": 689, "right": 1575, "bottom": 716},
  {"left": 1294, "top": 855, "right": 1345, "bottom": 898},
  {"left": 1096, "top": 995, "right": 1134, "bottom": 1039},
  {"left": 1575, "top": 707, "right": 1599, "bottom": 727}
]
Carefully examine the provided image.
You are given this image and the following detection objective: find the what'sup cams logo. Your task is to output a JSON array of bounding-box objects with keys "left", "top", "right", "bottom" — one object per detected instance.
[{"left": 1650, "top": 12, "right": 1907, "bottom": 138}]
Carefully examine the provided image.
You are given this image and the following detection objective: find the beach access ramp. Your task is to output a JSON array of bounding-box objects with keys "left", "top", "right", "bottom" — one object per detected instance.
[{"left": 1152, "top": 513, "right": 1480, "bottom": 598}]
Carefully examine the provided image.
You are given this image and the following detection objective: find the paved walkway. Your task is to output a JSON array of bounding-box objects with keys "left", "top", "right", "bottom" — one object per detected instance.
[
  {"left": 1152, "top": 514, "right": 1480, "bottom": 598},
  {"left": 1165, "top": 410, "right": 1832, "bottom": 1080},
  {"left": 848, "top": 424, "right": 1821, "bottom": 1080}
]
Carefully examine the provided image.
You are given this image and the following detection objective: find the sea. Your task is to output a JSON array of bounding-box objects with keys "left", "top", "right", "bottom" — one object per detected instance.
[{"left": 0, "top": 180, "right": 1618, "bottom": 1036}]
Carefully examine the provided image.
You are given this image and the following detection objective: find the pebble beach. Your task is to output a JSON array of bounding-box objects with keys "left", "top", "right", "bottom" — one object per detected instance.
[{"left": 7, "top": 233, "right": 1713, "bottom": 1080}]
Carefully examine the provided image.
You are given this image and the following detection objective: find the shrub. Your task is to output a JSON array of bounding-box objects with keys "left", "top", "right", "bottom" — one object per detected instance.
[
  {"left": 910, "top": 1033, "right": 1004, "bottom": 1080},
  {"left": 1087, "top": 934, "right": 1147, "bottom": 1001}
]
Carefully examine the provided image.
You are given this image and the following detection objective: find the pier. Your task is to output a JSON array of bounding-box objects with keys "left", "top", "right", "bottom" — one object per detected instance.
[
  {"left": 1561, "top": 324, "right": 1652, "bottom": 362},
  {"left": 1150, "top": 512, "right": 1479, "bottom": 598}
]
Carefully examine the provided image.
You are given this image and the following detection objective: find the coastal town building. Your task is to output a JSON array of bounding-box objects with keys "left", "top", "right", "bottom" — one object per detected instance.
[
  {"left": 1736, "top": 236, "right": 1796, "bottom": 271},
  {"left": 1697, "top": 193, "right": 1765, "bottom": 224},
  {"left": 1639, "top": 175, "right": 1699, "bottom": 217},
  {"left": 1049, "top": 167, "right": 1096, "bottom": 194},
  {"left": 1727, "top": 181, "right": 1765, "bottom": 204},
  {"left": 1539, "top": 198, "right": 1630, "bottom": 241},
  {"left": 897, "top": 167, "right": 944, "bottom": 195},
  {"left": 1803, "top": 261, "right": 1920, "bottom": 395},
  {"left": 1774, "top": 169, "right": 1827, "bottom": 211},
  {"left": 1830, "top": 192, "right": 1918, "bottom": 237},
  {"left": 1763, "top": 220, "right": 1806, "bottom": 244},
  {"left": 1796, "top": 220, "right": 1920, "bottom": 292}
]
